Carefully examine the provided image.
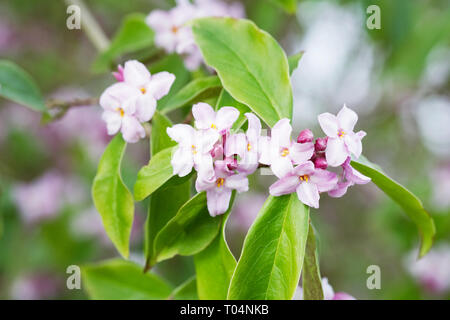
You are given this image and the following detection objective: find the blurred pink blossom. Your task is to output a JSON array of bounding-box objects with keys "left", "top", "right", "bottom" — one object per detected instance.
[
  {"left": 294, "top": 277, "right": 356, "bottom": 300},
  {"left": 10, "top": 274, "right": 61, "bottom": 300}
]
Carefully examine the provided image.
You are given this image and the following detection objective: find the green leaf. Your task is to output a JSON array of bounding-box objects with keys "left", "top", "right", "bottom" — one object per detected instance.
[
  {"left": 92, "top": 136, "right": 134, "bottom": 258},
  {"left": 194, "top": 199, "right": 237, "bottom": 300},
  {"left": 215, "top": 89, "right": 251, "bottom": 131},
  {"left": 82, "top": 259, "right": 172, "bottom": 300},
  {"left": 171, "top": 276, "right": 198, "bottom": 300},
  {"left": 93, "top": 13, "right": 154, "bottom": 72},
  {"left": 288, "top": 51, "right": 304, "bottom": 75},
  {"left": 0, "top": 60, "right": 46, "bottom": 112},
  {"left": 134, "top": 147, "right": 175, "bottom": 201},
  {"left": 228, "top": 194, "right": 309, "bottom": 300},
  {"left": 270, "top": 0, "right": 298, "bottom": 14},
  {"left": 302, "top": 223, "right": 324, "bottom": 300},
  {"left": 152, "top": 192, "right": 225, "bottom": 265},
  {"left": 192, "top": 18, "right": 293, "bottom": 127},
  {"left": 159, "top": 76, "right": 222, "bottom": 113},
  {"left": 351, "top": 156, "right": 436, "bottom": 257},
  {"left": 144, "top": 112, "right": 191, "bottom": 269}
]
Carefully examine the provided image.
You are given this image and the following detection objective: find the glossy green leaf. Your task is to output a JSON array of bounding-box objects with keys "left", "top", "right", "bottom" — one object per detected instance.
[
  {"left": 288, "top": 51, "right": 304, "bottom": 75},
  {"left": 152, "top": 192, "right": 224, "bottom": 265},
  {"left": 134, "top": 147, "right": 175, "bottom": 201},
  {"left": 92, "top": 136, "right": 134, "bottom": 258},
  {"left": 0, "top": 60, "right": 46, "bottom": 112},
  {"left": 302, "top": 223, "right": 324, "bottom": 300},
  {"left": 159, "top": 76, "right": 222, "bottom": 113},
  {"left": 270, "top": 0, "right": 298, "bottom": 14},
  {"left": 171, "top": 276, "right": 198, "bottom": 300},
  {"left": 82, "top": 259, "right": 172, "bottom": 300},
  {"left": 144, "top": 112, "right": 191, "bottom": 269},
  {"left": 192, "top": 18, "right": 293, "bottom": 127},
  {"left": 194, "top": 198, "right": 236, "bottom": 300},
  {"left": 93, "top": 13, "right": 154, "bottom": 72},
  {"left": 351, "top": 156, "right": 436, "bottom": 257},
  {"left": 228, "top": 194, "right": 309, "bottom": 300}
]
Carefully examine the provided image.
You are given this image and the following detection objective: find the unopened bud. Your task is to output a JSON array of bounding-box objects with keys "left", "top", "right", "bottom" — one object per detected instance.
[
  {"left": 297, "top": 129, "right": 314, "bottom": 143},
  {"left": 112, "top": 65, "right": 124, "bottom": 82},
  {"left": 313, "top": 156, "right": 328, "bottom": 169},
  {"left": 314, "top": 137, "right": 328, "bottom": 151}
]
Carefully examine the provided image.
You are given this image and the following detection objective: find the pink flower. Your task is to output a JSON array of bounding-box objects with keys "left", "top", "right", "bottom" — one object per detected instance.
[
  {"left": 318, "top": 105, "right": 366, "bottom": 166},
  {"left": 260, "top": 119, "right": 314, "bottom": 179},
  {"left": 192, "top": 102, "right": 239, "bottom": 134},
  {"left": 294, "top": 277, "right": 356, "bottom": 300},
  {"left": 329, "top": 157, "right": 370, "bottom": 198},
  {"left": 269, "top": 161, "right": 337, "bottom": 208},
  {"left": 167, "top": 124, "right": 220, "bottom": 179},
  {"left": 100, "top": 83, "right": 146, "bottom": 143},
  {"left": 196, "top": 161, "right": 249, "bottom": 216},
  {"left": 112, "top": 64, "right": 124, "bottom": 82},
  {"left": 225, "top": 113, "right": 262, "bottom": 174}
]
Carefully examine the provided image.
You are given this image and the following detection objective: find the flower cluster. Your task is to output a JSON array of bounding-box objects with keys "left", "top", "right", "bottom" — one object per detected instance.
[
  {"left": 146, "top": 0, "right": 245, "bottom": 70},
  {"left": 168, "top": 104, "right": 370, "bottom": 215},
  {"left": 295, "top": 277, "right": 356, "bottom": 300},
  {"left": 100, "top": 60, "right": 175, "bottom": 143}
]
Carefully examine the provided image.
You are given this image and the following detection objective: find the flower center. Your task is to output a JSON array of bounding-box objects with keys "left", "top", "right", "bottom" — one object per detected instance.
[
  {"left": 116, "top": 107, "right": 125, "bottom": 118},
  {"left": 191, "top": 145, "right": 197, "bottom": 154},
  {"left": 247, "top": 143, "right": 252, "bottom": 151},
  {"left": 171, "top": 25, "right": 179, "bottom": 34},
  {"left": 338, "top": 129, "right": 345, "bottom": 138},
  {"left": 216, "top": 177, "right": 225, "bottom": 188},
  {"left": 211, "top": 123, "right": 217, "bottom": 129},
  {"left": 280, "top": 147, "right": 289, "bottom": 157},
  {"left": 299, "top": 175, "right": 309, "bottom": 182},
  {"left": 140, "top": 87, "right": 146, "bottom": 94}
]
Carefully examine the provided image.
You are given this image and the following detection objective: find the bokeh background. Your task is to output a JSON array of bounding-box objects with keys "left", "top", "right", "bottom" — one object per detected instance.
[{"left": 0, "top": 0, "right": 449, "bottom": 299}]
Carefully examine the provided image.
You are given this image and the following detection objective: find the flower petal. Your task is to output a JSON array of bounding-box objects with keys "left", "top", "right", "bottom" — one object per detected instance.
[
  {"left": 318, "top": 112, "right": 339, "bottom": 138},
  {"left": 123, "top": 60, "right": 151, "bottom": 88},
  {"left": 271, "top": 118, "right": 292, "bottom": 148},
  {"left": 337, "top": 104, "right": 358, "bottom": 132},
  {"left": 120, "top": 115, "right": 146, "bottom": 143},
  {"left": 167, "top": 124, "right": 195, "bottom": 146},
  {"left": 225, "top": 174, "right": 249, "bottom": 193},
  {"left": 146, "top": 71, "right": 175, "bottom": 100},
  {"left": 310, "top": 169, "right": 338, "bottom": 193},
  {"left": 325, "top": 138, "right": 349, "bottom": 167},
  {"left": 289, "top": 142, "right": 314, "bottom": 164},
  {"left": 258, "top": 136, "right": 271, "bottom": 165},
  {"left": 271, "top": 156, "right": 294, "bottom": 179},
  {"left": 192, "top": 102, "right": 216, "bottom": 130},
  {"left": 206, "top": 188, "right": 232, "bottom": 217},
  {"left": 344, "top": 134, "right": 362, "bottom": 158},
  {"left": 328, "top": 181, "right": 352, "bottom": 198},
  {"left": 216, "top": 106, "right": 239, "bottom": 132},
  {"left": 225, "top": 133, "right": 247, "bottom": 158},
  {"left": 195, "top": 128, "right": 220, "bottom": 154},
  {"left": 292, "top": 161, "right": 315, "bottom": 176},
  {"left": 296, "top": 182, "right": 320, "bottom": 208},
  {"left": 102, "top": 110, "right": 122, "bottom": 135},
  {"left": 245, "top": 112, "right": 261, "bottom": 142},
  {"left": 269, "top": 174, "right": 299, "bottom": 196},
  {"left": 172, "top": 146, "right": 194, "bottom": 177},
  {"left": 135, "top": 93, "right": 157, "bottom": 122}
]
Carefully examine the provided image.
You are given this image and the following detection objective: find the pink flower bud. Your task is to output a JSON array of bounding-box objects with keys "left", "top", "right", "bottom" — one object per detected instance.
[
  {"left": 112, "top": 65, "right": 124, "bottom": 82},
  {"left": 297, "top": 129, "right": 314, "bottom": 144},
  {"left": 313, "top": 156, "right": 328, "bottom": 169},
  {"left": 314, "top": 137, "right": 328, "bottom": 151},
  {"left": 225, "top": 156, "right": 238, "bottom": 171}
]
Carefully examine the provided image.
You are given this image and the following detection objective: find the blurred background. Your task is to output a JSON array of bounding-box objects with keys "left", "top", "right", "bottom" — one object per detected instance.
[{"left": 0, "top": 0, "right": 449, "bottom": 299}]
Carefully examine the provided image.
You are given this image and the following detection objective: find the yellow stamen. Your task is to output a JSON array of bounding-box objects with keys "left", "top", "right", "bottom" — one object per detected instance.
[
  {"left": 247, "top": 143, "right": 252, "bottom": 151},
  {"left": 171, "top": 25, "right": 179, "bottom": 34},
  {"left": 216, "top": 177, "right": 225, "bottom": 188},
  {"left": 140, "top": 87, "right": 146, "bottom": 94},
  {"left": 191, "top": 145, "right": 197, "bottom": 154},
  {"left": 338, "top": 129, "right": 345, "bottom": 138},
  {"left": 299, "top": 175, "right": 309, "bottom": 182},
  {"left": 116, "top": 107, "right": 125, "bottom": 117},
  {"left": 281, "top": 148, "right": 289, "bottom": 157},
  {"left": 211, "top": 123, "right": 217, "bottom": 129}
]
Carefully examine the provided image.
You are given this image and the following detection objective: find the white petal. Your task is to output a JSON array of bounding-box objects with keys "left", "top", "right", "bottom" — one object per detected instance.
[
  {"left": 121, "top": 115, "right": 146, "bottom": 143},
  {"left": 337, "top": 104, "right": 358, "bottom": 132},
  {"left": 102, "top": 110, "right": 122, "bottom": 135},
  {"left": 135, "top": 94, "right": 156, "bottom": 122},
  {"left": 271, "top": 118, "right": 292, "bottom": 148},
  {"left": 192, "top": 102, "right": 216, "bottom": 130},
  {"left": 216, "top": 107, "right": 239, "bottom": 132},
  {"left": 225, "top": 133, "right": 247, "bottom": 158},
  {"left": 269, "top": 174, "right": 299, "bottom": 196},
  {"left": 225, "top": 174, "right": 249, "bottom": 193},
  {"left": 171, "top": 146, "right": 194, "bottom": 177},
  {"left": 325, "top": 138, "right": 349, "bottom": 167},
  {"left": 123, "top": 60, "right": 151, "bottom": 88},
  {"left": 206, "top": 188, "right": 232, "bottom": 217},
  {"left": 344, "top": 134, "right": 362, "bottom": 158},
  {"left": 289, "top": 142, "right": 314, "bottom": 165},
  {"left": 146, "top": 71, "right": 176, "bottom": 100},
  {"left": 271, "top": 156, "right": 293, "bottom": 179},
  {"left": 318, "top": 112, "right": 339, "bottom": 138},
  {"left": 166, "top": 124, "right": 195, "bottom": 146},
  {"left": 296, "top": 182, "right": 320, "bottom": 208}
]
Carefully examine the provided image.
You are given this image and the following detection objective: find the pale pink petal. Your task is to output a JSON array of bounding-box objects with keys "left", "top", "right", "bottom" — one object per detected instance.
[
  {"left": 145, "top": 10, "right": 173, "bottom": 32},
  {"left": 100, "top": 82, "right": 137, "bottom": 111},
  {"left": 172, "top": 147, "right": 194, "bottom": 177},
  {"left": 101, "top": 110, "right": 122, "bottom": 135},
  {"left": 192, "top": 102, "right": 216, "bottom": 130},
  {"left": 167, "top": 124, "right": 195, "bottom": 146},
  {"left": 333, "top": 292, "right": 356, "bottom": 300},
  {"left": 195, "top": 173, "right": 215, "bottom": 192},
  {"left": 271, "top": 156, "right": 294, "bottom": 179},
  {"left": 292, "top": 161, "right": 315, "bottom": 176},
  {"left": 245, "top": 113, "right": 261, "bottom": 142},
  {"left": 289, "top": 142, "right": 314, "bottom": 164},
  {"left": 343, "top": 159, "right": 370, "bottom": 185},
  {"left": 206, "top": 188, "right": 232, "bottom": 217},
  {"left": 337, "top": 104, "right": 358, "bottom": 132},
  {"left": 123, "top": 60, "right": 151, "bottom": 88},
  {"left": 258, "top": 136, "right": 271, "bottom": 165},
  {"left": 344, "top": 134, "right": 362, "bottom": 158},
  {"left": 310, "top": 169, "right": 338, "bottom": 193},
  {"left": 328, "top": 181, "right": 353, "bottom": 198},
  {"left": 194, "top": 153, "right": 215, "bottom": 182},
  {"left": 271, "top": 118, "right": 292, "bottom": 148},
  {"left": 225, "top": 174, "right": 249, "bottom": 193},
  {"left": 296, "top": 182, "right": 320, "bottom": 208},
  {"left": 216, "top": 107, "right": 239, "bottom": 132},
  {"left": 146, "top": 71, "right": 176, "bottom": 100},
  {"left": 135, "top": 94, "right": 156, "bottom": 122},
  {"left": 225, "top": 133, "right": 247, "bottom": 158},
  {"left": 325, "top": 138, "right": 349, "bottom": 167},
  {"left": 356, "top": 130, "right": 366, "bottom": 139},
  {"left": 269, "top": 174, "right": 299, "bottom": 196},
  {"left": 195, "top": 129, "right": 220, "bottom": 154},
  {"left": 121, "top": 115, "right": 146, "bottom": 143},
  {"left": 318, "top": 113, "right": 339, "bottom": 138}
]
